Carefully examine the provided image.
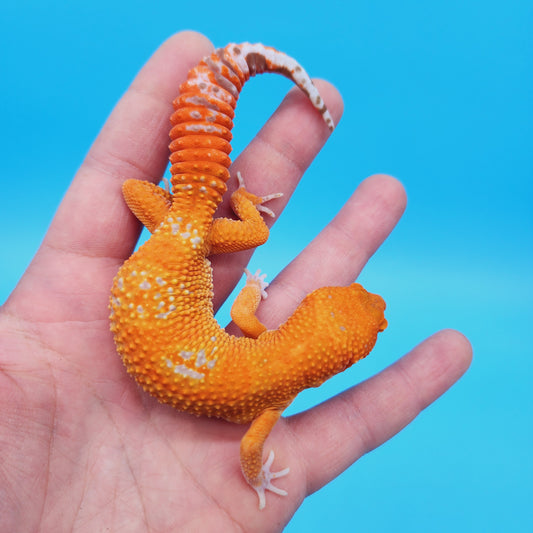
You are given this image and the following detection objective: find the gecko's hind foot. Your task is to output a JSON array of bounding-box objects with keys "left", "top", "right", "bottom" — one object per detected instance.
[
  {"left": 251, "top": 450, "right": 290, "bottom": 510},
  {"left": 235, "top": 171, "right": 283, "bottom": 218}
]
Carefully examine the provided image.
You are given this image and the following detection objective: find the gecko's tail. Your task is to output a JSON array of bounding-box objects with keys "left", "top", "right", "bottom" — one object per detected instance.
[
  {"left": 169, "top": 43, "right": 334, "bottom": 190},
  {"left": 230, "top": 43, "right": 335, "bottom": 131}
]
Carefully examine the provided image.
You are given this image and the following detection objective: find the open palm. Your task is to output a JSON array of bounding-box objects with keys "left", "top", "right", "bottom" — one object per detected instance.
[{"left": 0, "top": 31, "right": 471, "bottom": 532}]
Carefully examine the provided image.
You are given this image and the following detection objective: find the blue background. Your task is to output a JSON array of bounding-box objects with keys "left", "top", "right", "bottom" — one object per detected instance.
[{"left": 1, "top": 1, "right": 531, "bottom": 531}]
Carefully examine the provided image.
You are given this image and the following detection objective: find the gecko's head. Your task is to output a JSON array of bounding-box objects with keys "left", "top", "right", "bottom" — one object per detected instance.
[
  {"left": 349, "top": 283, "right": 388, "bottom": 333},
  {"left": 276, "top": 283, "right": 387, "bottom": 387},
  {"left": 315, "top": 282, "right": 386, "bottom": 331},
  {"left": 303, "top": 283, "right": 387, "bottom": 364}
]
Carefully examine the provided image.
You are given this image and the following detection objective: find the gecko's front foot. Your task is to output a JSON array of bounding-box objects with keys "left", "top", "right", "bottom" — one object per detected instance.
[
  {"left": 244, "top": 268, "right": 269, "bottom": 299},
  {"left": 249, "top": 450, "right": 290, "bottom": 510}
]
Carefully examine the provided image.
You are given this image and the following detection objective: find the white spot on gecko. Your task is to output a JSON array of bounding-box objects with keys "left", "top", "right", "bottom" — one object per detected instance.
[
  {"left": 195, "top": 349, "right": 207, "bottom": 367},
  {"left": 139, "top": 280, "right": 151, "bottom": 290},
  {"left": 173, "top": 365, "right": 204, "bottom": 380},
  {"left": 185, "top": 124, "right": 219, "bottom": 134}
]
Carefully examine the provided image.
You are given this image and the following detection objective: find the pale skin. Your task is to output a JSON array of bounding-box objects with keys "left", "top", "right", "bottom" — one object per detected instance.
[{"left": 0, "top": 31, "right": 472, "bottom": 532}]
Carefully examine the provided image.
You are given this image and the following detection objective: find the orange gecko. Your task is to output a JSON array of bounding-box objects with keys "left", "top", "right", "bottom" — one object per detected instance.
[{"left": 109, "top": 42, "right": 387, "bottom": 509}]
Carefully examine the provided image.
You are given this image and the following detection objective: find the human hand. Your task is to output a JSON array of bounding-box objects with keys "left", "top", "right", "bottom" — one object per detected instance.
[{"left": 0, "top": 31, "right": 472, "bottom": 532}]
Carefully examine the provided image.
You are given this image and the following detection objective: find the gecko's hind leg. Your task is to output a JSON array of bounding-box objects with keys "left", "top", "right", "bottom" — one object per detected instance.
[
  {"left": 122, "top": 179, "right": 172, "bottom": 233},
  {"left": 208, "top": 172, "right": 283, "bottom": 254}
]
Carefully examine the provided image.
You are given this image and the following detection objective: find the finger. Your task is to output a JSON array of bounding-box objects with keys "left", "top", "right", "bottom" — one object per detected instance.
[
  {"left": 43, "top": 31, "right": 214, "bottom": 260},
  {"left": 226, "top": 79, "right": 343, "bottom": 214},
  {"left": 211, "top": 80, "right": 344, "bottom": 310},
  {"left": 286, "top": 329, "right": 473, "bottom": 495},
  {"left": 236, "top": 174, "right": 407, "bottom": 330}
]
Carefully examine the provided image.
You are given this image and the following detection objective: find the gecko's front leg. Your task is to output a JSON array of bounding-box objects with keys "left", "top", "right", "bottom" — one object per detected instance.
[
  {"left": 231, "top": 268, "right": 269, "bottom": 338},
  {"left": 240, "top": 407, "right": 291, "bottom": 510}
]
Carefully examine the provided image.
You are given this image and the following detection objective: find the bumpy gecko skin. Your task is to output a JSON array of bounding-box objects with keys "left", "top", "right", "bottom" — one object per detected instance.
[{"left": 109, "top": 43, "right": 387, "bottom": 509}]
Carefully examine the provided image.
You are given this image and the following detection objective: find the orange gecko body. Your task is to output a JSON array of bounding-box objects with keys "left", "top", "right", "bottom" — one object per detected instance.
[{"left": 109, "top": 43, "right": 387, "bottom": 509}]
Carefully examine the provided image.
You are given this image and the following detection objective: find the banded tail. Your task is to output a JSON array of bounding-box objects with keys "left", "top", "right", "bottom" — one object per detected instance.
[{"left": 168, "top": 43, "right": 334, "bottom": 190}]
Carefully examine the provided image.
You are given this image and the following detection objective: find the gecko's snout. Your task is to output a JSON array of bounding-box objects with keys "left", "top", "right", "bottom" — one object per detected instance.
[
  {"left": 368, "top": 291, "right": 388, "bottom": 332},
  {"left": 348, "top": 283, "right": 387, "bottom": 333}
]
